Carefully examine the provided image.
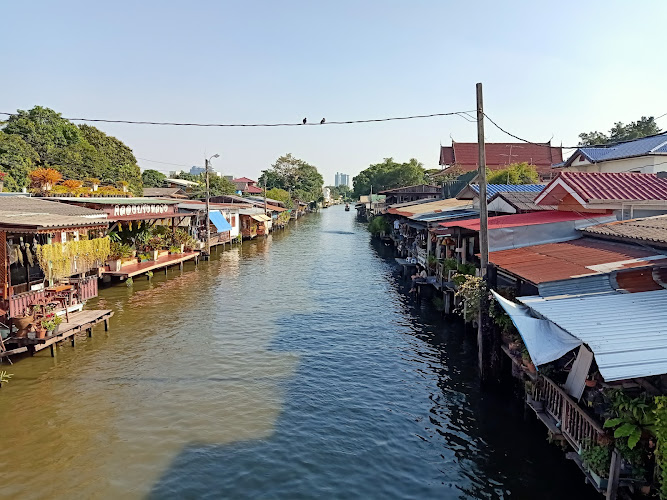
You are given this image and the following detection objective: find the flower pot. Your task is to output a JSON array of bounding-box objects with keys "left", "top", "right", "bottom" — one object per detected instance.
[
  {"left": 180, "top": 244, "right": 185, "bottom": 253},
  {"left": 151, "top": 250, "right": 159, "bottom": 261},
  {"left": 523, "top": 361, "right": 536, "bottom": 374},
  {"left": 12, "top": 315, "right": 34, "bottom": 338},
  {"left": 588, "top": 469, "right": 608, "bottom": 490},
  {"left": 107, "top": 259, "right": 122, "bottom": 272},
  {"left": 35, "top": 327, "right": 46, "bottom": 340}
]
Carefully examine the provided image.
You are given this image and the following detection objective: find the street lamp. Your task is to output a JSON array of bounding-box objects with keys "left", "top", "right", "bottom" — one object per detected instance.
[{"left": 205, "top": 153, "right": 220, "bottom": 256}]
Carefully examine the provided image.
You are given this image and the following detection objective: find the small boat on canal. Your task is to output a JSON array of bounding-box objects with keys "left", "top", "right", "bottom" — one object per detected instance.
[{"left": 345, "top": 203, "right": 350, "bottom": 211}]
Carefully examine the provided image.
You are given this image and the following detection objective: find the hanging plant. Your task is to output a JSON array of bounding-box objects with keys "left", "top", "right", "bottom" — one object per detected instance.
[{"left": 36, "top": 237, "right": 111, "bottom": 281}]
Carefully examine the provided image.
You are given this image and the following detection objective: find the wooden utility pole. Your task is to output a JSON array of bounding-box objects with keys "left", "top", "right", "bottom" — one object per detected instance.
[
  {"left": 476, "top": 82, "right": 497, "bottom": 385},
  {"left": 476, "top": 82, "right": 488, "bottom": 278}
]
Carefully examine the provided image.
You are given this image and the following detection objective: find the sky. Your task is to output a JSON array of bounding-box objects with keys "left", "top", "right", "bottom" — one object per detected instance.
[{"left": 2, "top": 1, "right": 666, "bottom": 185}]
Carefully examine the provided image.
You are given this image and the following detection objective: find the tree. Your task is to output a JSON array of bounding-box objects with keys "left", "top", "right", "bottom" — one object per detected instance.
[
  {"left": 259, "top": 153, "right": 324, "bottom": 202},
  {"left": 578, "top": 116, "right": 662, "bottom": 146},
  {"left": 0, "top": 131, "right": 39, "bottom": 191},
  {"left": 1, "top": 106, "right": 143, "bottom": 195},
  {"left": 29, "top": 168, "right": 62, "bottom": 193},
  {"left": 487, "top": 163, "right": 539, "bottom": 184},
  {"left": 352, "top": 157, "right": 425, "bottom": 199},
  {"left": 142, "top": 169, "right": 167, "bottom": 187},
  {"left": 265, "top": 188, "right": 293, "bottom": 208}
]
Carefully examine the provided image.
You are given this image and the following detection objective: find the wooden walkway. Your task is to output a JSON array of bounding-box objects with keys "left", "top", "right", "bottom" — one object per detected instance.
[
  {"left": 103, "top": 252, "right": 198, "bottom": 278},
  {"left": 5, "top": 309, "right": 113, "bottom": 357}
]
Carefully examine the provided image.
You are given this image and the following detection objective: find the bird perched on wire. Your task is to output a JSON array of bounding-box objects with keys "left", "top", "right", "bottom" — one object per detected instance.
[
  {"left": 320, "top": 118, "right": 326, "bottom": 124},
  {"left": 302, "top": 117, "right": 307, "bottom": 125}
]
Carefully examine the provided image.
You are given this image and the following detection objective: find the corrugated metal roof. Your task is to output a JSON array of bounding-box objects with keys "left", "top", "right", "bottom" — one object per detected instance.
[
  {"left": 537, "top": 274, "right": 618, "bottom": 299},
  {"left": 583, "top": 215, "right": 667, "bottom": 246},
  {"left": 537, "top": 172, "right": 667, "bottom": 205},
  {"left": 0, "top": 211, "right": 109, "bottom": 230},
  {"left": 488, "top": 191, "right": 556, "bottom": 212},
  {"left": 3, "top": 197, "right": 106, "bottom": 217},
  {"left": 563, "top": 132, "right": 667, "bottom": 164},
  {"left": 47, "top": 197, "right": 181, "bottom": 205},
  {"left": 490, "top": 237, "right": 667, "bottom": 284},
  {"left": 519, "top": 290, "right": 667, "bottom": 381},
  {"left": 442, "top": 211, "right": 606, "bottom": 231},
  {"left": 470, "top": 184, "right": 546, "bottom": 197},
  {"left": 411, "top": 209, "right": 478, "bottom": 222},
  {"left": 387, "top": 198, "right": 471, "bottom": 217},
  {"left": 439, "top": 142, "right": 563, "bottom": 175}
]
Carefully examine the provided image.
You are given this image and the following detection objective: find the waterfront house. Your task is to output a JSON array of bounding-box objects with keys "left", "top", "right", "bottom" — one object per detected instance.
[
  {"left": 239, "top": 208, "right": 271, "bottom": 239},
  {"left": 177, "top": 201, "right": 243, "bottom": 245},
  {"left": 379, "top": 184, "right": 441, "bottom": 205},
  {"left": 232, "top": 177, "right": 263, "bottom": 195},
  {"left": 0, "top": 197, "right": 112, "bottom": 357},
  {"left": 434, "top": 141, "right": 563, "bottom": 181},
  {"left": 554, "top": 131, "right": 667, "bottom": 175},
  {"left": 47, "top": 197, "right": 199, "bottom": 279},
  {"left": 355, "top": 194, "right": 386, "bottom": 220},
  {"left": 582, "top": 213, "right": 667, "bottom": 249},
  {"left": 535, "top": 171, "right": 667, "bottom": 219}
]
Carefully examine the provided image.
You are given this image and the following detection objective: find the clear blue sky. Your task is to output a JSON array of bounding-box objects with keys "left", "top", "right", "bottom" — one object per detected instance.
[{"left": 3, "top": 1, "right": 666, "bottom": 185}]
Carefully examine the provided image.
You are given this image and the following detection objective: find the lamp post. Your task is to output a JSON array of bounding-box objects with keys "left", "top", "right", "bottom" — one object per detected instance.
[{"left": 205, "top": 153, "right": 219, "bottom": 257}]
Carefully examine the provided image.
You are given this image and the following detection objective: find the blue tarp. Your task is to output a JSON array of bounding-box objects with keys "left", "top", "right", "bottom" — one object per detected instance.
[{"left": 209, "top": 210, "right": 232, "bottom": 232}]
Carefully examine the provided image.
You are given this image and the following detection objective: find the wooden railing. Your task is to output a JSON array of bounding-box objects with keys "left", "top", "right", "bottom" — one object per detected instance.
[
  {"left": 8, "top": 289, "right": 46, "bottom": 318},
  {"left": 532, "top": 375, "right": 605, "bottom": 451},
  {"left": 72, "top": 277, "right": 98, "bottom": 302}
]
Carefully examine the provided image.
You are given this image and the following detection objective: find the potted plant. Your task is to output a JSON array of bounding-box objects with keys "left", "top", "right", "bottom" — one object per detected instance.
[
  {"left": 12, "top": 310, "right": 34, "bottom": 338},
  {"left": 138, "top": 252, "right": 151, "bottom": 263},
  {"left": 169, "top": 245, "right": 181, "bottom": 255},
  {"left": 522, "top": 347, "right": 536, "bottom": 373},
  {"left": 41, "top": 315, "right": 63, "bottom": 337},
  {"left": 581, "top": 443, "right": 611, "bottom": 489}
]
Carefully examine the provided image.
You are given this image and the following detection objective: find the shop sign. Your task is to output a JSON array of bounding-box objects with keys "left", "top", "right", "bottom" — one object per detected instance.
[{"left": 113, "top": 204, "right": 171, "bottom": 217}]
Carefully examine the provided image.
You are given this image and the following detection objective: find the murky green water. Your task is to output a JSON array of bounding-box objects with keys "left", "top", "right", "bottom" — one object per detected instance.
[{"left": 0, "top": 206, "right": 595, "bottom": 499}]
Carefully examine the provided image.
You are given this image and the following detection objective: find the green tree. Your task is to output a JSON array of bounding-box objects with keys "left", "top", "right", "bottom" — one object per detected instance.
[
  {"left": 259, "top": 153, "right": 324, "bottom": 202},
  {"left": 265, "top": 187, "right": 293, "bottom": 208},
  {"left": 578, "top": 116, "right": 662, "bottom": 146},
  {"left": 1, "top": 106, "right": 143, "bottom": 195},
  {"left": 352, "top": 157, "right": 425, "bottom": 199},
  {"left": 0, "top": 131, "right": 39, "bottom": 191},
  {"left": 487, "top": 163, "right": 539, "bottom": 184},
  {"left": 142, "top": 169, "right": 167, "bottom": 187}
]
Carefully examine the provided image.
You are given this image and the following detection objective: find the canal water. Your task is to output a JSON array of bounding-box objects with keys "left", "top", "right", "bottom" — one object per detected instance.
[{"left": 0, "top": 206, "right": 595, "bottom": 499}]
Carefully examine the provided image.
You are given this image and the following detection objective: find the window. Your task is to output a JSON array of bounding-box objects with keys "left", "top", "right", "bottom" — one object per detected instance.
[{"left": 231, "top": 216, "right": 236, "bottom": 227}]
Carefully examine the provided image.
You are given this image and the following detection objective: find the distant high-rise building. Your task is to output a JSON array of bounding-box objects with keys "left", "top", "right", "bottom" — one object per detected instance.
[
  {"left": 190, "top": 165, "right": 205, "bottom": 176},
  {"left": 335, "top": 172, "right": 350, "bottom": 188}
]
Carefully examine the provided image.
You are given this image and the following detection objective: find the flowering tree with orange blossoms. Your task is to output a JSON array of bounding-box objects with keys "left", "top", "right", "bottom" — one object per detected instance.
[{"left": 29, "top": 168, "right": 62, "bottom": 193}]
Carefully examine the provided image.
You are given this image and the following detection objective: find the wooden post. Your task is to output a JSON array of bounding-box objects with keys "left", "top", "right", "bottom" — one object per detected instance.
[
  {"left": 50, "top": 344, "right": 55, "bottom": 357},
  {"left": 104, "top": 318, "right": 109, "bottom": 331},
  {"left": 87, "top": 328, "right": 92, "bottom": 338},
  {"left": 606, "top": 448, "right": 621, "bottom": 500}
]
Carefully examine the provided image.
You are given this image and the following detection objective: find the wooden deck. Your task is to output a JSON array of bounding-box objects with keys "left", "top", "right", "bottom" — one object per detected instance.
[
  {"left": 5, "top": 309, "right": 113, "bottom": 357},
  {"left": 103, "top": 252, "right": 198, "bottom": 278}
]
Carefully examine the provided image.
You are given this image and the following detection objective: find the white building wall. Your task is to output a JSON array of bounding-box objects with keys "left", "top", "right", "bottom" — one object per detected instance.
[
  {"left": 564, "top": 155, "right": 665, "bottom": 174},
  {"left": 222, "top": 209, "right": 240, "bottom": 239}
]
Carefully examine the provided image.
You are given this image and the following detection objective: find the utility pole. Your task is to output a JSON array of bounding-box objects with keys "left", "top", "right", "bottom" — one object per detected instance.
[
  {"left": 204, "top": 153, "right": 220, "bottom": 257},
  {"left": 205, "top": 157, "right": 211, "bottom": 257},
  {"left": 476, "top": 82, "right": 488, "bottom": 278}
]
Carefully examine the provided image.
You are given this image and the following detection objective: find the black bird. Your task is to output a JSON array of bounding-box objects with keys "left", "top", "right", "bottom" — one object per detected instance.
[
  {"left": 320, "top": 118, "right": 326, "bottom": 124},
  {"left": 302, "top": 117, "right": 307, "bottom": 125}
]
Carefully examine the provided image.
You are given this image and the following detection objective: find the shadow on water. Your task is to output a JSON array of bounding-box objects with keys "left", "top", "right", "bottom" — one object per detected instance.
[{"left": 147, "top": 207, "right": 596, "bottom": 500}]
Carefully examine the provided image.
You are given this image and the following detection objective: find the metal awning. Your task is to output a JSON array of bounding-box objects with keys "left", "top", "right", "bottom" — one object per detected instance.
[
  {"left": 251, "top": 214, "right": 271, "bottom": 222},
  {"left": 208, "top": 210, "right": 232, "bottom": 232}
]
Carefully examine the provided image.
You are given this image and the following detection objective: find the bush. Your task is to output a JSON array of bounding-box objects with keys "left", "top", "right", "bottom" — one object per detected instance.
[{"left": 368, "top": 216, "right": 391, "bottom": 236}]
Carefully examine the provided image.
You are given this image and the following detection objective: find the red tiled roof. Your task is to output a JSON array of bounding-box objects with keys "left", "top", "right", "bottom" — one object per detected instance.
[
  {"left": 439, "top": 142, "right": 563, "bottom": 174},
  {"left": 440, "top": 210, "right": 606, "bottom": 231},
  {"left": 232, "top": 177, "right": 255, "bottom": 183},
  {"left": 536, "top": 171, "right": 667, "bottom": 205},
  {"left": 245, "top": 185, "right": 263, "bottom": 194},
  {"left": 489, "top": 238, "right": 667, "bottom": 284}
]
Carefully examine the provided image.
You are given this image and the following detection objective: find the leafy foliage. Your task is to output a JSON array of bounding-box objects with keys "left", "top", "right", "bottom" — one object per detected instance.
[
  {"left": 1, "top": 106, "right": 143, "bottom": 194},
  {"left": 603, "top": 390, "right": 656, "bottom": 449},
  {"left": 579, "top": 116, "right": 662, "bottom": 146},
  {"left": 367, "top": 215, "right": 391, "bottom": 236},
  {"left": 581, "top": 442, "right": 611, "bottom": 478},
  {"left": 352, "top": 157, "right": 425, "bottom": 199},
  {"left": 454, "top": 275, "right": 486, "bottom": 323},
  {"left": 141, "top": 169, "right": 167, "bottom": 187},
  {"left": 259, "top": 153, "right": 324, "bottom": 203},
  {"left": 29, "top": 168, "right": 62, "bottom": 193},
  {"left": 487, "top": 162, "right": 539, "bottom": 185},
  {"left": 654, "top": 396, "right": 667, "bottom": 498},
  {"left": 265, "top": 187, "right": 293, "bottom": 208}
]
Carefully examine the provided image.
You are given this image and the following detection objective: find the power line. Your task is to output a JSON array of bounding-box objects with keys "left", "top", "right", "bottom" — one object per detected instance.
[
  {"left": 0, "top": 110, "right": 476, "bottom": 128},
  {"left": 137, "top": 157, "right": 191, "bottom": 167}
]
